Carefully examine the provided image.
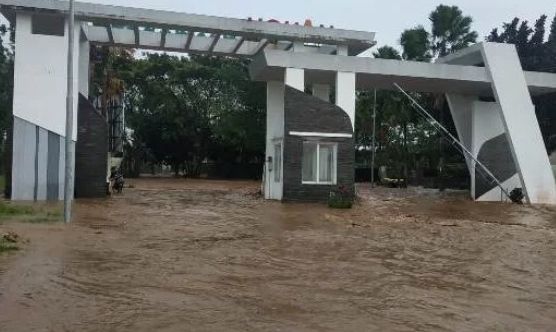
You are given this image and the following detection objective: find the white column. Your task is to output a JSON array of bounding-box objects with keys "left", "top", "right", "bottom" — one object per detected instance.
[
  {"left": 312, "top": 84, "right": 330, "bottom": 102},
  {"left": 335, "top": 71, "right": 356, "bottom": 129},
  {"left": 264, "top": 81, "right": 285, "bottom": 200},
  {"left": 11, "top": 13, "right": 81, "bottom": 201},
  {"left": 481, "top": 43, "right": 556, "bottom": 204},
  {"left": 78, "top": 27, "right": 90, "bottom": 97},
  {"left": 13, "top": 12, "right": 80, "bottom": 141},
  {"left": 285, "top": 67, "right": 304, "bottom": 91}
]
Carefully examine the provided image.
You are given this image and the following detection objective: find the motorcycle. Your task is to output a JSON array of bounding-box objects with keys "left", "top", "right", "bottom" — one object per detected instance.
[{"left": 110, "top": 169, "right": 125, "bottom": 194}]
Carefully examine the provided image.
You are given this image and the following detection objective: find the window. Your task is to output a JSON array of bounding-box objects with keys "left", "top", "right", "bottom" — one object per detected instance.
[
  {"left": 302, "top": 142, "right": 337, "bottom": 184},
  {"left": 32, "top": 14, "right": 65, "bottom": 36},
  {"left": 274, "top": 143, "right": 282, "bottom": 182}
]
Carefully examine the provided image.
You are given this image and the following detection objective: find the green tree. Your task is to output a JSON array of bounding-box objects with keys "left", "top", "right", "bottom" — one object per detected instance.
[
  {"left": 487, "top": 12, "right": 556, "bottom": 153},
  {"left": 372, "top": 45, "right": 401, "bottom": 60},
  {"left": 400, "top": 26, "right": 432, "bottom": 61},
  {"left": 0, "top": 24, "right": 14, "bottom": 184},
  {"left": 531, "top": 15, "right": 547, "bottom": 46},
  {"left": 357, "top": 46, "right": 432, "bottom": 182},
  {"left": 430, "top": 5, "right": 478, "bottom": 57},
  {"left": 549, "top": 12, "right": 556, "bottom": 44},
  {"left": 120, "top": 53, "right": 266, "bottom": 177}
]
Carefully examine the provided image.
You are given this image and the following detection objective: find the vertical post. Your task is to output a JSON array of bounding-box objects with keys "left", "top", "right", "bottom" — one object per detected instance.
[
  {"left": 64, "top": 0, "right": 75, "bottom": 223},
  {"left": 335, "top": 72, "right": 356, "bottom": 129},
  {"left": 371, "top": 89, "right": 377, "bottom": 187}
]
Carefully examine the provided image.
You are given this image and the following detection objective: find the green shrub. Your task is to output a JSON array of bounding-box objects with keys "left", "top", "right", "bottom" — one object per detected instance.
[{"left": 328, "top": 185, "right": 354, "bottom": 209}]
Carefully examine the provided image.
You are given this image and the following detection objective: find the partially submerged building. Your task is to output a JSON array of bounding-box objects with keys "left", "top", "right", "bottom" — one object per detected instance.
[{"left": 1, "top": 0, "right": 556, "bottom": 204}]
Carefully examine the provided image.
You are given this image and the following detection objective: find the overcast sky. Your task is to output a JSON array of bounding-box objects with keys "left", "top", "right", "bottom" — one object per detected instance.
[{"left": 83, "top": 0, "right": 555, "bottom": 50}]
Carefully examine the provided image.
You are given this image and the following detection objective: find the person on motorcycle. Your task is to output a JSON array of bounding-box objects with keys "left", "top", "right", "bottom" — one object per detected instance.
[{"left": 110, "top": 167, "right": 125, "bottom": 194}]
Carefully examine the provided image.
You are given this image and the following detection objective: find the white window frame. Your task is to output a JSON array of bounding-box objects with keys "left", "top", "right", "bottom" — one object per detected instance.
[{"left": 302, "top": 141, "right": 338, "bottom": 185}]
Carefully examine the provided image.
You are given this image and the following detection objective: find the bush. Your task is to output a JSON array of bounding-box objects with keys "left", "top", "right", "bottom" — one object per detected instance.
[{"left": 328, "top": 185, "right": 354, "bottom": 209}]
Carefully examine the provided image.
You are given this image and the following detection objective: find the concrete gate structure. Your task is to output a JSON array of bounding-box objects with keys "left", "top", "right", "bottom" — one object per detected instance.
[{"left": 1, "top": 0, "right": 556, "bottom": 204}]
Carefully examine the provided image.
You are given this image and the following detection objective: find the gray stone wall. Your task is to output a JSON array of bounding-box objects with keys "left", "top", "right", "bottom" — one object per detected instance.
[
  {"left": 282, "top": 86, "right": 354, "bottom": 202},
  {"left": 75, "top": 94, "right": 108, "bottom": 198}
]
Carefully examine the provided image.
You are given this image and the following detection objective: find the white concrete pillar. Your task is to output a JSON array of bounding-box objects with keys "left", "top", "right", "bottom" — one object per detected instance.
[
  {"left": 312, "top": 84, "right": 330, "bottom": 102},
  {"left": 78, "top": 27, "right": 90, "bottom": 97},
  {"left": 13, "top": 12, "right": 81, "bottom": 141},
  {"left": 264, "top": 81, "right": 285, "bottom": 200},
  {"left": 285, "top": 41, "right": 306, "bottom": 92},
  {"left": 11, "top": 12, "right": 82, "bottom": 200},
  {"left": 481, "top": 43, "right": 556, "bottom": 204},
  {"left": 285, "top": 67, "right": 304, "bottom": 91},
  {"left": 335, "top": 71, "right": 356, "bottom": 129}
]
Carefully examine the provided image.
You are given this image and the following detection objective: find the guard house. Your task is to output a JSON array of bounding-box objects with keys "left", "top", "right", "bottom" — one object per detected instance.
[{"left": 1, "top": 0, "right": 556, "bottom": 205}]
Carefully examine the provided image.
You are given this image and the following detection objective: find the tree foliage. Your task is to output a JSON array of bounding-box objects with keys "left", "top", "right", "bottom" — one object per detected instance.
[
  {"left": 398, "top": 5, "right": 477, "bottom": 62},
  {"left": 356, "top": 5, "right": 477, "bottom": 185},
  {"left": 372, "top": 45, "right": 401, "bottom": 60},
  {"left": 0, "top": 24, "right": 14, "bottom": 177},
  {"left": 487, "top": 12, "right": 556, "bottom": 151},
  {"left": 429, "top": 5, "right": 478, "bottom": 57},
  {"left": 400, "top": 26, "right": 432, "bottom": 61},
  {"left": 115, "top": 53, "right": 265, "bottom": 177}
]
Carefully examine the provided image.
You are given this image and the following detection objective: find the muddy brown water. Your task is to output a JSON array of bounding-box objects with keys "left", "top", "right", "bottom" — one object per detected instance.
[{"left": 1, "top": 178, "right": 556, "bottom": 331}]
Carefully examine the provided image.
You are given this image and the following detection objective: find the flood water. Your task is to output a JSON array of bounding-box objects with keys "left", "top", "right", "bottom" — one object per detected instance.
[{"left": 1, "top": 178, "right": 556, "bottom": 331}]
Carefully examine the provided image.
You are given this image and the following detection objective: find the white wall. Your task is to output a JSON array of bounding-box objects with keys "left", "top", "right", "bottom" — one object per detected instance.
[
  {"left": 446, "top": 94, "right": 474, "bottom": 172},
  {"left": 472, "top": 101, "right": 521, "bottom": 201},
  {"left": 335, "top": 71, "right": 356, "bottom": 129},
  {"left": 13, "top": 13, "right": 81, "bottom": 141},
  {"left": 78, "top": 27, "right": 90, "bottom": 97},
  {"left": 285, "top": 68, "right": 304, "bottom": 91}
]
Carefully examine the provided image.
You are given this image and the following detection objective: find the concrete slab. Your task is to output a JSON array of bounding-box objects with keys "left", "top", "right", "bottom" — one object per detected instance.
[
  {"left": 0, "top": 0, "right": 376, "bottom": 56},
  {"left": 250, "top": 49, "right": 556, "bottom": 96}
]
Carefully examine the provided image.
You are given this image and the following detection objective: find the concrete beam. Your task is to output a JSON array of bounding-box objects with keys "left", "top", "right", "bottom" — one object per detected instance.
[
  {"left": 249, "top": 49, "right": 556, "bottom": 96},
  {"left": 160, "top": 28, "right": 167, "bottom": 48},
  {"left": 231, "top": 37, "right": 244, "bottom": 54},
  {"left": 0, "top": 0, "right": 376, "bottom": 55},
  {"left": 253, "top": 38, "right": 269, "bottom": 56},
  {"left": 106, "top": 24, "right": 113, "bottom": 44},
  {"left": 133, "top": 26, "right": 140, "bottom": 45},
  {"left": 208, "top": 33, "right": 220, "bottom": 52},
  {"left": 184, "top": 32, "right": 194, "bottom": 50}
]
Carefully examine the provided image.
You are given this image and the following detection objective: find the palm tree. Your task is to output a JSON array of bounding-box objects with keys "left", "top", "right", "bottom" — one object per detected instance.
[
  {"left": 429, "top": 5, "right": 478, "bottom": 57},
  {"left": 400, "top": 26, "right": 432, "bottom": 62},
  {"left": 372, "top": 45, "right": 402, "bottom": 60}
]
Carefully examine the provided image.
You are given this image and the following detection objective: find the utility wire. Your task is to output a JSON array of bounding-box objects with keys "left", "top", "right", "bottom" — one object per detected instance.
[{"left": 393, "top": 83, "right": 512, "bottom": 201}]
